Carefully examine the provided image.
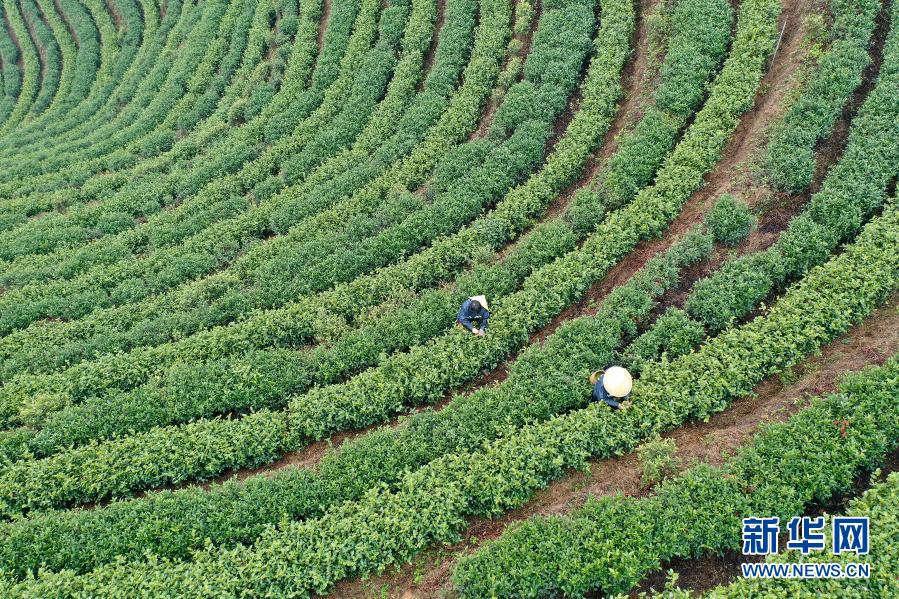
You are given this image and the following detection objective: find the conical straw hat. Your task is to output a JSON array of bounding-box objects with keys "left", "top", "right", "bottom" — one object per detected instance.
[
  {"left": 470, "top": 295, "right": 488, "bottom": 310},
  {"left": 589, "top": 369, "right": 604, "bottom": 385},
  {"left": 602, "top": 366, "right": 632, "bottom": 397}
]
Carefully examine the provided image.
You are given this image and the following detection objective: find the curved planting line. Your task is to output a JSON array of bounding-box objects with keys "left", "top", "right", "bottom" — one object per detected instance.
[
  {"left": 27, "top": 11, "right": 893, "bottom": 592},
  {"left": 0, "top": 2, "right": 22, "bottom": 124},
  {"left": 765, "top": 0, "right": 880, "bottom": 193},
  {"left": 0, "top": 0, "right": 492, "bottom": 354},
  {"left": 0, "top": 0, "right": 197, "bottom": 171},
  {"left": 0, "top": 0, "right": 40, "bottom": 134},
  {"left": 0, "top": 0, "right": 399, "bottom": 319},
  {"left": 0, "top": 0, "right": 596, "bottom": 426},
  {"left": 31, "top": 0, "right": 102, "bottom": 122},
  {"left": 0, "top": 0, "right": 604, "bottom": 454},
  {"left": 571, "top": 0, "right": 734, "bottom": 229},
  {"left": 42, "top": 0, "right": 98, "bottom": 111},
  {"left": 0, "top": 1, "right": 304, "bottom": 220},
  {"left": 0, "top": 0, "right": 363, "bottom": 264},
  {"left": 19, "top": 0, "right": 63, "bottom": 117},
  {"left": 453, "top": 351, "right": 899, "bottom": 597},
  {"left": 624, "top": 7, "right": 899, "bottom": 369},
  {"left": 0, "top": 0, "right": 619, "bottom": 434},
  {"left": 0, "top": 226, "right": 714, "bottom": 576},
  {"left": 0, "top": 0, "right": 231, "bottom": 179},
  {"left": 0, "top": 0, "right": 315, "bottom": 183},
  {"left": 0, "top": 0, "right": 358, "bottom": 258},
  {"left": 13, "top": 0, "right": 61, "bottom": 119},
  {"left": 0, "top": 0, "right": 150, "bottom": 152},
  {"left": 0, "top": 0, "right": 292, "bottom": 230},
  {"left": 0, "top": 0, "right": 625, "bottom": 508},
  {"left": 0, "top": 0, "right": 736, "bottom": 460}
]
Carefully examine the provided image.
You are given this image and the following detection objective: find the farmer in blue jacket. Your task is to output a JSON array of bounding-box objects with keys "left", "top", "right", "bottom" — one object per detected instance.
[
  {"left": 590, "top": 366, "right": 633, "bottom": 409},
  {"left": 457, "top": 295, "right": 490, "bottom": 336}
]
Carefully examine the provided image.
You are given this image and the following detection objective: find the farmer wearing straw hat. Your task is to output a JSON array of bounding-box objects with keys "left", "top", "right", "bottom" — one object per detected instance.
[
  {"left": 589, "top": 366, "right": 632, "bottom": 409},
  {"left": 456, "top": 295, "right": 490, "bottom": 336}
]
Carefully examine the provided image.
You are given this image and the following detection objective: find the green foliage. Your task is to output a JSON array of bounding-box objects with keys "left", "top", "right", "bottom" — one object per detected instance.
[
  {"left": 654, "top": 0, "right": 734, "bottom": 118},
  {"left": 704, "top": 193, "right": 756, "bottom": 246},
  {"left": 765, "top": 0, "right": 880, "bottom": 193},
  {"left": 0, "top": 0, "right": 627, "bottom": 508},
  {"left": 637, "top": 436, "right": 681, "bottom": 485},
  {"left": 19, "top": 162, "right": 897, "bottom": 598},
  {"left": 0, "top": 228, "right": 709, "bottom": 578},
  {"left": 699, "top": 472, "right": 899, "bottom": 598},
  {"left": 621, "top": 307, "right": 706, "bottom": 374},
  {"left": 687, "top": 0, "right": 899, "bottom": 333},
  {"left": 453, "top": 328, "right": 899, "bottom": 597},
  {"left": 0, "top": 0, "right": 490, "bottom": 389}
]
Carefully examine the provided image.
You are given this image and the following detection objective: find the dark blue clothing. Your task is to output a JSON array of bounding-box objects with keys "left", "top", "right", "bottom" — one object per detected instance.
[
  {"left": 457, "top": 299, "right": 490, "bottom": 331},
  {"left": 593, "top": 374, "right": 628, "bottom": 409}
]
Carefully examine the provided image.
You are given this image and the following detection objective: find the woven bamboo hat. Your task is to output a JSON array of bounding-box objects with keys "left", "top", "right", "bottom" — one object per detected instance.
[
  {"left": 602, "top": 366, "right": 633, "bottom": 397},
  {"left": 470, "top": 295, "right": 488, "bottom": 310}
]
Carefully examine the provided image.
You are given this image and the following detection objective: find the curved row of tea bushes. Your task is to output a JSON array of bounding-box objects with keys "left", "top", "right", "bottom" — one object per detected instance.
[
  {"left": 0, "top": 0, "right": 218, "bottom": 179},
  {"left": 0, "top": 0, "right": 508, "bottom": 384},
  {"left": 0, "top": 0, "right": 150, "bottom": 153},
  {"left": 0, "top": 0, "right": 41, "bottom": 134},
  {"left": 0, "top": 0, "right": 483, "bottom": 433},
  {"left": 570, "top": 0, "right": 733, "bottom": 231},
  {"left": 0, "top": 0, "right": 734, "bottom": 455},
  {"left": 0, "top": 0, "right": 716, "bottom": 436},
  {"left": 0, "top": 0, "right": 187, "bottom": 193},
  {"left": 0, "top": 0, "right": 616, "bottom": 435},
  {"left": 0, "top": 0, "right": 635, "bottom": 508},
  {"left": 0, "top": 0, "right": 255, "bottom": 201},
  {"left": 284, "top": 0, "right": 776, "bottom": 441},
  {"left": 0, "top": 0, "right": 204, "bottom": 176},
  {"left": 0, "top": 225, "right": 713, "bottom": 578},
  {"left": 0, "top": 0, "right": 506, "bottom": 410},
  {"left": 19, "top": 0, "right": 63, "bottom": 118},
  {"left": 0, "top": 0, "right": 312, "bottom": 236},
  {"left": 2, "top": 0, "right": 772, "bottom": 513},
  {"left": 32, "top": 0, "right": 101, "bottom": 118},
  {"left": 765, "top": 0, "right": 880, "bottom": 193},
  {"left": 0, "top": 2, "right": 22, "bottom": 125},
  {"left": 452, "top": 352, "right": 899, "bottom": 597},
  {"left": 0, "top": 0, "right": 404, "bottom": 289},
  {"left": 0, "top": 0, "right": 392, "bottom": 329},
  {"left": 628, "top": 0, "right": 899, "bottom": 368},
  {"left": 0, "top": 0, "right": 591, "bottom": 350},
  {"left": 13, "top": 111, "right": 898, "bottom": 599},
  {"left": 0, "top": 0, "right": 300, "bottom": 207}
]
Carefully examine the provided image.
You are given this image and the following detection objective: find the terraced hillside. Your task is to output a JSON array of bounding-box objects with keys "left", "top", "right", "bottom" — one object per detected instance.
[{"left": 0, "top": 0, "right": 896, "bottom": 596}]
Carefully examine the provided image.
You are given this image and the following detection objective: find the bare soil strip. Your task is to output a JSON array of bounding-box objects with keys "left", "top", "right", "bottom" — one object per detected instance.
[
  {"left": 317, "top": 0, "right": 332, "bottom": 51},
  {"left": 416, "top": 0, "right": 447, "bottom": 92}
]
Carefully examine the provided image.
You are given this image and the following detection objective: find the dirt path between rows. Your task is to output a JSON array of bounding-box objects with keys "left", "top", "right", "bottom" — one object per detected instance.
[
  {"left": 211, "top": 0, "right": 663, "bottom": 486},
  {"left": 458, "top": 0, "right": 823, "bottom": 392},
  {"left": 329, "top": 294, "right": 899, "bottom": 598},
  {"left": 2, "top": 5, "right": 24, "bottom": 70},
  {"left": 53, "top": 0, "right": 80, "bottom": 46},
  {"left": 192, "top": 0, "right": 815, "bottom": 495},
  {"left": 21, "top": 0, "right": 49, "bottom": 95},
  {"left": 416, "top": 0, "right": 447, "bottom": 92},
  {"left": 317, "top": 0, "right": 332, "bottom": 51},
  {"left": 467, "top": 0, "right": 542, "bottom": 141},
  {"left": 108, "top": 0, "right": 124, "bottom": 30}
]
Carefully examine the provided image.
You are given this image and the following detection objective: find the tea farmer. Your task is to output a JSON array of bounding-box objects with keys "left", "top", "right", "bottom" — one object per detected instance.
[
  {"left": 589, "top": 366, "right": 633, "bottom": 409},
  {"left": 456, "top": 295, "right": 490, "bottom": 337}
]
